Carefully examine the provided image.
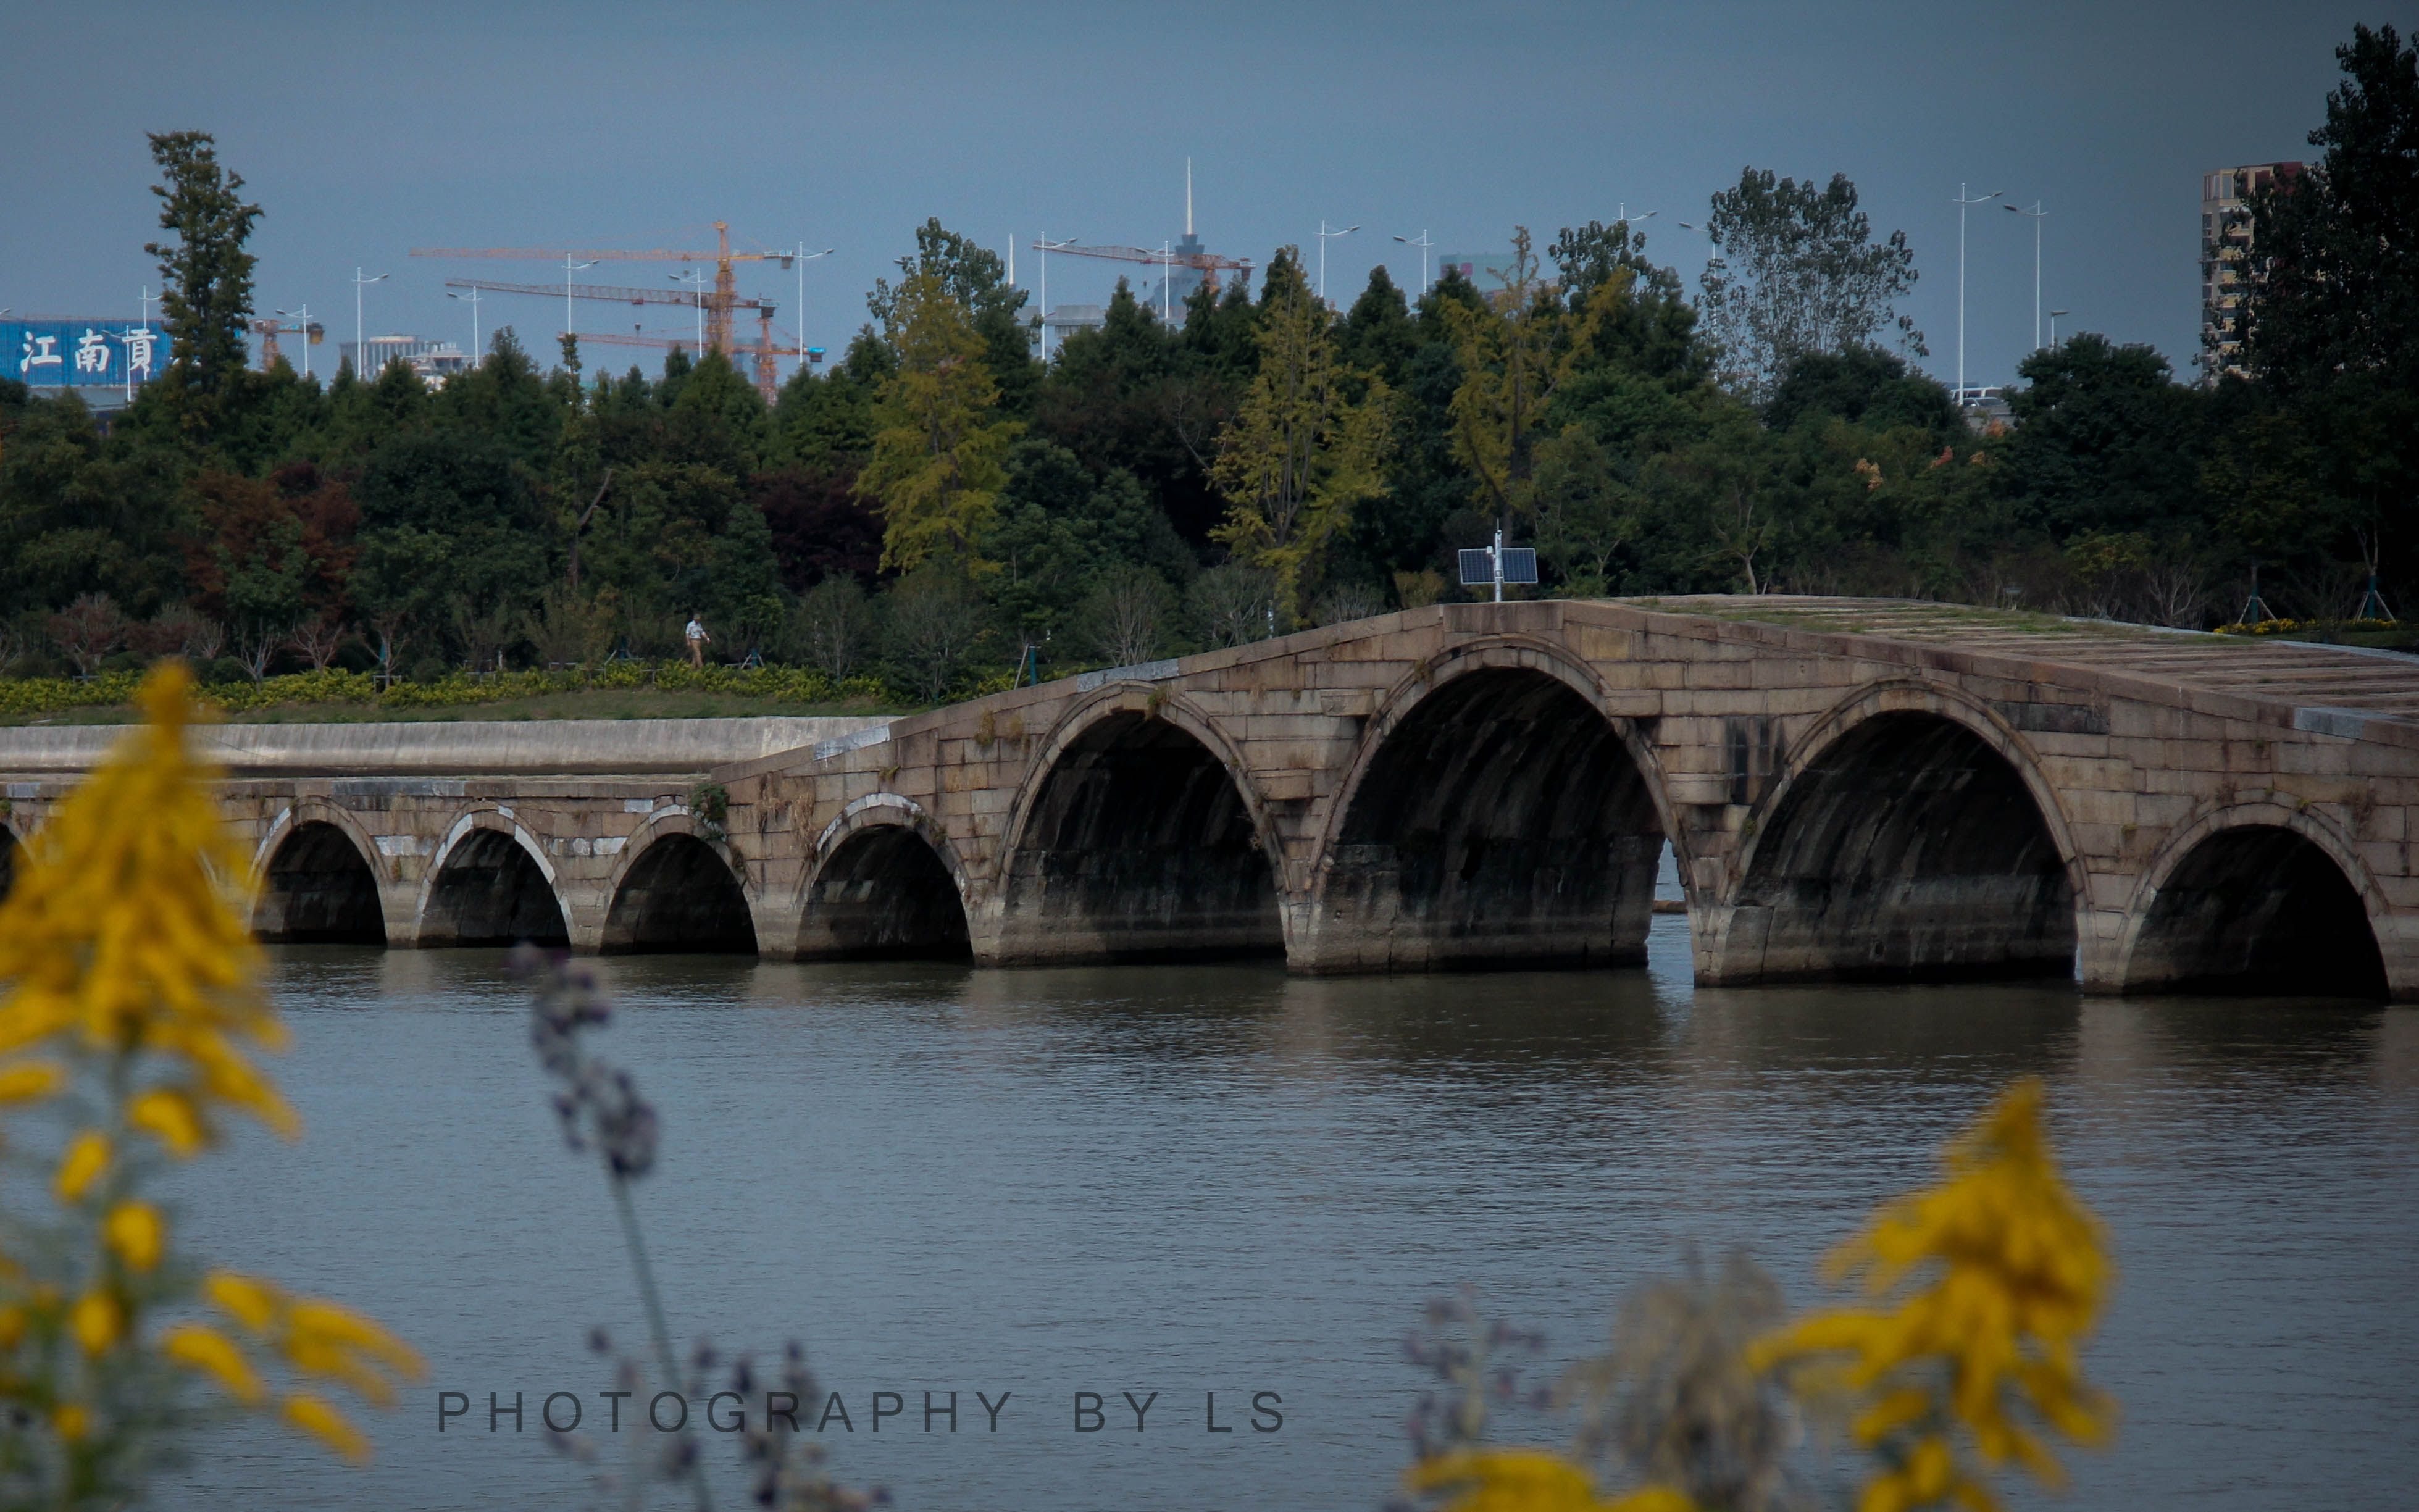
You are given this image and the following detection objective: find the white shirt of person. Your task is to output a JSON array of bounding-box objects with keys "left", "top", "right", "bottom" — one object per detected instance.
[{"left": 686, "top": 619, "right": 706, "bottom": 643}]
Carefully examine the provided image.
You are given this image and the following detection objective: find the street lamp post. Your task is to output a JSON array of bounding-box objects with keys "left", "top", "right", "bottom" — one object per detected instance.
[
  {"left": 2005, "top": 200, "right": 2048, "bottom": 351},
  {"left": 1315, "top": 221, "right": 1358, "bottom": 306},
  {"left": 351, "top": 269, "right": 388, "bottom": 378},
  {"left": 274, "top": 306, "right": 312, "bottom": 378},
  {"left": 563, "top": 254, "right": 596, "bottom": 351},
  {"left": 2049, "top": 308, "right": 2070, "bottom": 346},
  {"left": 446, "top": 289, "right": 481, "bottom": 364},
  {"left": 790, "top": 243, "right": 833, "bottom": 372},
  {"left": 1035, "top": 235, "right": 1077, "bottom": 360},
  {"left": 1952, "top": 185, "right": 2003, "bottom": 404},
  {"left": 671, "top": 269, "right": 706, "bottom": 357},
  {"left": 1392, "top": 230, "right": 1434, "bottom": 297},
  {"left": 1160, "top": 241, "right": 1174, "bottom": 324}
]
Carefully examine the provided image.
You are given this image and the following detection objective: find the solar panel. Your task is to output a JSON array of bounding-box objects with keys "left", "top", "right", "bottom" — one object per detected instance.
[
  {"left": 1457, "top": 548, "right": 1494, "bottom": 587},
  {"left": 1498, "top": 548, "right": 1539, "bottom": 585}
]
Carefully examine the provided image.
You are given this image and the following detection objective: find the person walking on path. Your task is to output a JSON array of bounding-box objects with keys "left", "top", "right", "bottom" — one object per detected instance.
[{"left": 685, "top": 611, "right": 711, "bottom": 669}]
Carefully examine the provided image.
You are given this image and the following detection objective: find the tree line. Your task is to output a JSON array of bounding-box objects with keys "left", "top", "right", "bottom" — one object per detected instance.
[{"left": 1, "top": 25, "right": 2410, "bottom": 701}]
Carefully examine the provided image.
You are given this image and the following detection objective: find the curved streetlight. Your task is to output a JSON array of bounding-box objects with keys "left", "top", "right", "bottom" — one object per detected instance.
[
  {"left": 563, "top": 255, "right": 597, "bottom": 349},
  {"left": 1315, "top": 221, "right": 1358, "bottom": 306},
  {"left": 670, "top": 269, "right": 707, "bottom": 357},
  {"left": 790, "top": 243, "right": 834, "bottom": 367},
  {"left": 1952, "top": 185, "right": 2003, "bottom": 404},
  {"left": 1034, "top": 235, "right": 1078, "bottom": 359},
  {"left": 351, "top": 269, "right": 388, "bottom": 378},
  {"left": 2049, "top": 308, "right": 2070, "bottom": 346},
  {"left": 445, "top": 289, "right": 480, "bottom": 364},
  {"left": 1392, "top": 231, "right": 1434, "bottom": 298},
  {"left": 274, "top": 306, "right": 313, "bottom": 378},
  {"left": 2005, "top": 201, "right": 2049, "bottom": 351}
]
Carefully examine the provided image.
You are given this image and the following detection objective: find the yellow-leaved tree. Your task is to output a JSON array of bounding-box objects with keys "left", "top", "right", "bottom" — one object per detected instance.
[
  {"left": 1210, "top": 249, "right": 1393, "bottom": 622},
  {"left": 0, "top": 663, "right": 420, "bottom": 1507},
  {"left": 856, "top": 270, "right": 1022, "bottom": 576}
]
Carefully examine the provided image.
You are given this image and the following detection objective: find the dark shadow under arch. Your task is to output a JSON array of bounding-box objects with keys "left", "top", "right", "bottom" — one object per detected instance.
[
  {"left": 603, "top": 833, "right": 757, "bottom": 954},
  {"left": 255, "top": 821, "right": 386, "bottom": 944},
  {"left": 2128, "top": 825, "right": 2386, "bottom": 1000},
  {"left": 799, "top": 825, "right": 971, "bottom": 961},
  {"left": 1308, "top": 667, "right": 1663, "bottom": 972},
  {"left": 420, "top": 829, "right": 569, "bottom": 947},
  {"left": 1728, "top": 711, "right": 2074, "bottom": 984},
  {"left": 0, "top": 827, "right": 17, "bottom": 904},
  {"left": 995, "top": 711, "right": 1281, "bottom": 964}
]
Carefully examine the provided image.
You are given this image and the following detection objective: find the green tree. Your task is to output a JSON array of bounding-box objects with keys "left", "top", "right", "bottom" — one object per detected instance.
[
  {"left": 857, "top": 274, "right": 1021, "bottom": 575},
  {"left": 1210, "top": 251, "right": 1393, "bottom": 620},
  {"left": 1698, "top": 169, "right": 1923, "bottom": 398},
  {"left": 144, "top": 132, "right": 262, "bottom": 440},
  {"left": 869, "top": 219, "right": 1037, "bottom": 415}
]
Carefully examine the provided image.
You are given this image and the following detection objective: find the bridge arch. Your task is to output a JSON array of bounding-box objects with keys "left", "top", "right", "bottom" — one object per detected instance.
[
  {"left": 600, "top": 811, "right": 757, "bottom": 954},
  {"left": 2118, "top": 800, "right": 2388, "bottom": 1000},
  {"left": 251, "top": 802, "right": 388, "bottom": 945},
  {"left": 796, "top": 795, "right": 972, "bottom": 961},
  {"left": 1300, "top": 638, "right": 1674, "bottom": 972},
  {"left": 992, "top": 683, "right": 1283, "bottom": 964},
  {"left": 416, "top": 809, "right": 569, "bottom": 948},
  {"left": 0, "top": 818, "right": 20, "bottom": 903},
  {"left": 1710, "top": 681, "right": 2083, "bottom": 985}
]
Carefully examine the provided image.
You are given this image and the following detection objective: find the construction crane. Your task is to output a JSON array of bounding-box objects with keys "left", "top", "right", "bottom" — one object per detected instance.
[
  {"left": 411, "top": 222, "right": 792, "bottom": 362},
  {"left": 439, "top": 275, "right": 786, "bottom": 397},
  {"left": 249, "top": 315, "right": 324, "bottom": 372},
  {"left": 571, "top": 307, "right": 794, "bottom": 398}
]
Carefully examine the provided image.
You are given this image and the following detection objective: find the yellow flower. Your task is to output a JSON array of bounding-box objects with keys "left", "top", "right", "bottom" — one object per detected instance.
[
  {"left": 70, "top": 1290, "right": 123, "bottom": 1354},
  {"left": 1755, "top": 1079, "right": 2112, "bottom": 1511},
  {"left": 127, "top": 1086, "right": 210, "bottom": 1156},
  {"left": 103, "top": 1200, "right": 166, "bottom": 1272},
  {"left": 1405, "top": 1450, "right": 1696, "bottom": 1512},
  {"left": 0, "top": 664, "right": 294, "bottom": 1137},
  {"left": 283, "top": 1391, "right": 370, "bottom": 1463},
  {"left": 52, "top": 1403, "right": 90, "bottom": 1443},
  {"left": 55, "top": 1130, "right": 110, "bottom": 1203},
  {"left": 0, "top": 1059, "right": 65, "bottom": 1104},
  {"left": 204, "top": 1270, "right": 283, "bottom": 1333},
  {"left": 160, "top": 1323, "right": 265, "bottom": 1406}
]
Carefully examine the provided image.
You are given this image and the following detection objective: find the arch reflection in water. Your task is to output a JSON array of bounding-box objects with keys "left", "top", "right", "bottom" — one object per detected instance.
[
  {"left": 1309, "top": 667, "right": 1663, "bottom": 972},
  {"left": 995, "top": 711, "right": 1280, "bottom": 964},
  {"left": 419, "top": 829, "right": 569, "bottom": 947},
  {"left": 799, "top": 825, "right": 972, "bottom": 961},
  {"left": 2128, "top": 824, "right": 2387, "bottom": 1000},
  {"left": 1725, "top": 711, "right": 2076, "bottom": 984},
  {"left": 254, "top": 821, "right": 386, "bottom": 945},
  {"left": 602, "top": 833, "right": 757, "bottom": 955}
]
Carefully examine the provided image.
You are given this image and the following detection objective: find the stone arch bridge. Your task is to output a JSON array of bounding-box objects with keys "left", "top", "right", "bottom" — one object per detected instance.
[{"left": 7, "top": 598, "right": 2419, "bottom": 1000}]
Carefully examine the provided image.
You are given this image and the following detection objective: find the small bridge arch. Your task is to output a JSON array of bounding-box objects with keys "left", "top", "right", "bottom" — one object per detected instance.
[
  {"left": 1707, "top": 681, "right": 2084, "bottom": 985},
  {"left": 252, "top": 802, "right": 389, "bottom": 945},
  {"left": 416, "top": 809, "right": 570, "bottom": 948},
  {"left": 1296, "top": 638, "right": 1675, "bottom": 973},
  {"left": 600, "top": 811, "right": 757, "bottom": 954},
  {"left": 990, "top": 685, "right": 1284, "bottom": 965},
  {"left": 796, "top": 795, "right": 973, "bottom": 961},
  {"left": 2119, "top": 800, "right": 2389, "bottom": 1000}
]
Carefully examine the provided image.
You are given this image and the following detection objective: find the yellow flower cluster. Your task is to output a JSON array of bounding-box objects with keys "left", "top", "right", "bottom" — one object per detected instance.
[
  {"left": 0, "top": 663, "right": 420, "bottom": 1485},
  {"left": 1406, "top": 1450, "right": 1695, "bottom": 1512},
  {"left": 1754, "top": 1079, "right": 2112, "bottom": 1512},
  {"left": 0, "top": 662, "right": 292, "bottom": 1143}
]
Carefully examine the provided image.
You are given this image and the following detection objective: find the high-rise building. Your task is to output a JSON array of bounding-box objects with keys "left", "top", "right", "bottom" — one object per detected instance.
[{"left": 2199, "top": 162, "right": 2301, "bottom": 380}]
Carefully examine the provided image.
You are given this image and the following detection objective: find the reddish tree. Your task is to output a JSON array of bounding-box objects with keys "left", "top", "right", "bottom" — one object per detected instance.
[{"left": 182, "top": 464, "right": 361, "bottom": 627}]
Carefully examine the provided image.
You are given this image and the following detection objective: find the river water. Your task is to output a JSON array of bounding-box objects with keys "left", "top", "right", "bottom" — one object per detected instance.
[{"left": 164, "top": 912, "right": 2418, "bottom": 1511}]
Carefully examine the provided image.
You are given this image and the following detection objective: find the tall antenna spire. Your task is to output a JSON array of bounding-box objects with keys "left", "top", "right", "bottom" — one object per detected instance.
[{"left": 1186, "top": 157, "right": 1193, "bottom": 238}]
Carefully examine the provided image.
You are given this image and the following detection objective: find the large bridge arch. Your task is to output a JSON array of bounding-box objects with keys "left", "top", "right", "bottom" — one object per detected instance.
[
  {"left": 2118, "top": 800, "right": 2390, "bottom": 1000},
  {"left": 1295, "top": 638, "right": 1675, "bottom": 973},
  {"left": 989, "top": 683, "right": 1283, "bottom": 965},
  {"left": 416, "top": 808, "right": 570, "bottom": 948},
  {"left": 600, "top": 811, "right": 757, "bottom": 954},
  {"left": 251, "top": 802, "right": 389, "bottom": 945},
  {"left": 795, "top": 795, "right": 974, "bottom": 961},
  {"left": 1705, "top": 680, "right": 2083, "bottom": 985}
]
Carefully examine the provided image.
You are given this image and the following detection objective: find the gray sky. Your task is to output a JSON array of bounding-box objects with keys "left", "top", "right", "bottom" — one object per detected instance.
[{"left": 2, "top": 1, "right": 2381, "bottom": 390}]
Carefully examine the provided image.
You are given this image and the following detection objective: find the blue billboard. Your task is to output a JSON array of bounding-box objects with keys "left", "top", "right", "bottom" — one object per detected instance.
[{"left": 6, "top": 319, "right": 175, "bottom": 390}]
